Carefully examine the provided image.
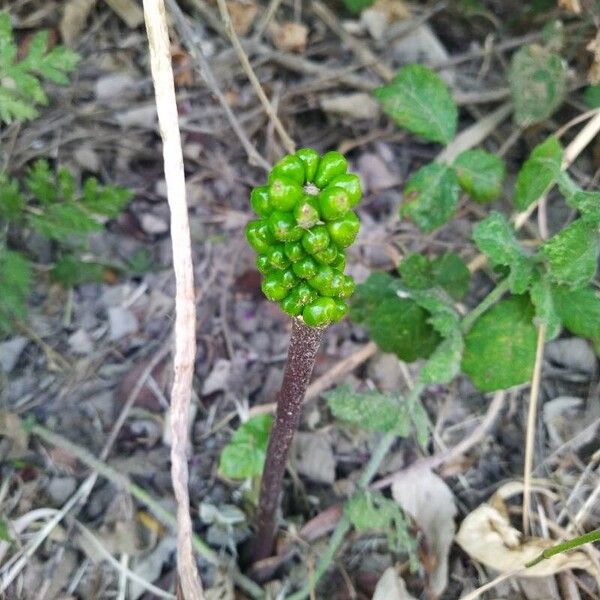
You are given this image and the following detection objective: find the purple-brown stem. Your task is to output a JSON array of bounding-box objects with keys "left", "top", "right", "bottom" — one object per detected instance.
[{"left": 253, "top": 318, "right": 324, "bottom": 561}]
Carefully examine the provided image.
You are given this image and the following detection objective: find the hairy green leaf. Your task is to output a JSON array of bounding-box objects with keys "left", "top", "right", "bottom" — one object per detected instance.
[
  {"left": 25, "top": 160, "right": 58, "bottom": 204},
  {"left": 411, "top": 288, "right": 460, "bottom": 338},
  {"left": 218, "top": 414, "right": 273, "bottom": 480},
  {"left": 462, "top": 295, "right": 537, "bottom": 392},
  {"left": 326, "top": 386, "right": 413, "bottom": 436},
  {"left": 509, "top": 44, "right": 567, "bottom": 126},
  {"left": 345, "top": 491, "right": 418, "bottom": 563},
  {"left": 552, "top": 285, "right": 600, "bottom": 351},
  {"left": 0, "top": 249, "right": 31, "bottom": 334},
  {"left": 401, "top": 162, "right": 460, "bottom": 232},
  {"left": 349, "top": 271, "right": 401, "bottom": 325},
  {"left": 28, "top": 204, "right": 102, "bottom": 240},
  {"left": 514, "top": 137, "right": 563, "bottom": 211},
  {"left": 0, "top": 13, "right": 79, "bottom": 124},
  {"left": 472, "top": 212, "right": 533, "bottom": 293},
  {"left": 529, "top": 274, "right": 561, "bottom": 340},
  {"left": 398, "top": 252, "right": 470, "bottom": 300},
  {"left": 542, "top": 219, "right": 600, "bottom": 289},
  {"left": 373, "top": 64, "right": 457, "bottom": 144},
  {"left": 81, "top": 178, "right": 133, "bottom": 217},
  {"left": 50, "top": 256, "right": 106, "bottom": 287},
  {"left": 453, "top": 149, "right": 505, "bottom": 203},
  {"left": 565, "top": 190, "right": 600, "bottom": 225},
  {"left": 420, "top": 331, "right": 464, "bottom": 385},
  {"left": 0, "top": 174, "right": 25, "bottom": 219}
]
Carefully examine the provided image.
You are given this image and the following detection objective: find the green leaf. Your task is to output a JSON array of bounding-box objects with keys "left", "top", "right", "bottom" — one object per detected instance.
[
  {"left": 584, "top": 85, "right": 600, "bottom": 109},
  {"left": 429, "top": 253, "right": 471, "bottom": 301},
  {"left": 0, "top": 519, "right": 11, "bottom": 543},
  {"left": 0, "top": 249, "right": 31, "bottom": 334},
  {"left": 514, "top": 137, "right": 563, "bottom": 211},
  {"left": 345, "top": 491, "right": 418, "bottom": 565},
  {"left": 218, "top": 414, "right": 273, "bottom": 480},
  {"left": 509, "top": 44, "right": 567, "bottom": 127},
  {"left": 411, "top": 288, "right": 460, "bottom": 337},
  {"left": 81, "top": 177, "right": 133, "bottom": 217},
  {"left": 462, "top": 295, "right": 537, "bottom": 392},
  {"left": 0, "top": 173, "right": 25, "bottom": 220},
  {"left": 420, "top": 331, "right": 464, "bottom": 385},
  {"left": 401, "top": 162, "right": 460, "bottom": 232},
  {"left": 351, "top": 272, "right": 441, "bottom": 361},
  {"left": 398, "top": 252, "right": 470, "bottom": 300},
  {"left": 0, "top": 13, "right": 79, "bottom": 124},
  {"left": 373, "top": 64, "right": 457, "bottom": 144},
  {"left": 472, "top": 212, "right": 533, "bottom": 294},
  {"left": 565, "top": 190, "right": 600, "bottom": 225},
  {"left": 325, "top": 386, "right": 412, "bottom": 436},
  {"left": 552, "top": 285, "right": 600, "bottom": 350},
  {"left": 50, "top": 256, "right": 106, "bottom": 287},
  {"left": 28, "top": 204, "right": 102, "bottom": 240},
  {"left": 529, "top": 274, "right": 561, "bottom": 340},
  {"left": 542, "top": 219, "right": 600, "bottom": 289},
  {"left": 25, "top": 160, "right": 57, "bottom": 204},
  {"left": 342, "top": 0, "right": 373, "bottom": 12},
  {"left": 453, "top": 149, "right": 506, "bottom": 203}
]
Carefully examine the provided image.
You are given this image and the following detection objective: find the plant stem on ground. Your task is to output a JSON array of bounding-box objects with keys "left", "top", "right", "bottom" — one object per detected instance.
[
  {"left": 288, "top": 278, "right": 510, "bottom": 599},
  {"left": 253, "top": 317, "right": 325, "bottom": 561}
]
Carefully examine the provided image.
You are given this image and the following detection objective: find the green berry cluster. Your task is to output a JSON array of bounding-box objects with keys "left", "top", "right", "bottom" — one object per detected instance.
[{"left": 246, "top": 149, "right": 361, "bottom": 327}]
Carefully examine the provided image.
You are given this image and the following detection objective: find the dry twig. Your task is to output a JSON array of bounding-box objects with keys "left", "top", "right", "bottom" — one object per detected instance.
[{"left": 142, "top": 1, "right": 204, "bottom": 598}]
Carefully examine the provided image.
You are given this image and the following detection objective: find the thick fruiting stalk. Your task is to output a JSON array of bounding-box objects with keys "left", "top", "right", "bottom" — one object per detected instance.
[
  {"left": 247, "top": 149, "right": 362, "bottom": 560},
  {"left": 253, "top": 318, "right": 323, "bottom": 560}
]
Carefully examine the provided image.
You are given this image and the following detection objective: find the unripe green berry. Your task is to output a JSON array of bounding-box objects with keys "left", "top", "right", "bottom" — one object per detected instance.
[
  {"left": 284, "top": 241, "right": 305, "bottom": 262},
  {"left": 246, "top": 219, "right": 274, "bottom": 254},
  {"left": 268, "top": 176, "right": 303, "bottom": 211},
  {"left": 313, "top": 244, "right": 338, "bottom": 265},
  {"left": 332, "top": 298, "right": 348, "bottom": 320},
  {"left": 308, "top": 265, "right": 334, "bottom": 294},
  {"left": 296, "top": 282, "right": 318, "bottom": 305},
  {"left": 268, "top": 211, "right": 303, "bottom": 242},
  {"left": 280, "top": 267, "right": 297, "bottom": 290},
  {"left": 292, "top": 256, "right": 318, "bottom": 279},
  {"left": 271, "top": 155, "right": 305, "bottom": 185},
  {"left": 314, "top": 151, "right": 347, "bottom": 189},
  {"left": 327, "top": 211, "right": 360, "bottom": 248},
  {"left": 318, "top": 186, "right": 350, "bottom": 221},
  {"left": 280, "top": 290, "right": 303, "bottom": 316},
  {"left": 340, "top": 275, "right": 356, "bottom": 299},
  {"left": 303, "top": 297, "right": 337, "bottom": 327},
  {"left": 268, "top": 245, "right": 290, "bottom": 269},
  {"left": 250, "top": 186, "right": 273, "bottom": 217},
  {"left": 328, "top": 174, "right": 362, "bottom": 207},
  {"left": 330, "top": 251, "right": 346, "bottom": 272},
  {"left": 294, "top": 196, "right": 320, "bottom": 229},
  {"left": 296, "top": 148, "right": 320, "bottom": 182},
  {"left": 256, "top": 254, "right": 271, "bottom": 274},
  {"left": 302, "top": 225, "right": 330, "bottom": 255},
  {"left": 262, "top": 271, "right": 289, "bottom": 301}
]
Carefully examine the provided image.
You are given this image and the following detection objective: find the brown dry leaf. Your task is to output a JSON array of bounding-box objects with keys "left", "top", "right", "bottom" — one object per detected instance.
[
  {"left": 320, "top": 93, "right": 380, "bottom": 120},
  {"left": 171, "top": 45, "right": 194, "bottom": 87},
  {"left": 269, "top": 21, "right": 309, "bottom": 53},
  {"left": 361, "top": 0, "right": 410, "bottom": 39},
  {"left": 226, "top": 0, "right": 257, "bottom": 36},
  {"left": 372, "top": 567, "right": 417, "bottom": 600},
  {"left": 391, "top": 468, "right": 456, "bottom": 595},
  {"left": 558, "top": 0, "right": 582, "bottom": 13},
  {"left": 104, "top": 0, "right": 144, "bottom": 28},
  {"left": 587, "top": 31, "right": 600, "bottom": 84},
  {"left": 60, "top": 0, "right": 96, "bottom": 46},
  {"left": 456, "top": 483, "right": 595, "bottom": 577},
  {"left": 0, "top": 411, "right": 29, "bottom": 457}
]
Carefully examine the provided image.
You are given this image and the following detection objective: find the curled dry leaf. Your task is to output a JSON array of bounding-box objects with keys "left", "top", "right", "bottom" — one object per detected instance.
[
  {"left": 587, "top": 31, "right": 600, "bottom": 84},
  {"left": 269, "top": 21, "right": 309, "bottom": 53},
  {"left": 226, "top": 0, "right": 258, "bottom": 36},
  {"left": 456, "top": 483, "right": 595, "bottom": 577},
  {"left": 372, "top": 567, "right": 417, "bottom": 600},
  {"left": 391, "top": 468, "right": 457, "bottom": 595},
  {"left": 60, "top": 0, "right": 96, "bottom": 46},
  {"left": 320, "top": 93, "right": 380, "bottom": 120},
  {"left": 558, "top": 0, "right": 582, "bottom": 14}
]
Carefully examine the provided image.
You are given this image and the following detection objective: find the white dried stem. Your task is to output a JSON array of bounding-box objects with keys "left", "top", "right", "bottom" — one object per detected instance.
[{"left": 142, "top": 2, "right": 203, "bottom": 599}]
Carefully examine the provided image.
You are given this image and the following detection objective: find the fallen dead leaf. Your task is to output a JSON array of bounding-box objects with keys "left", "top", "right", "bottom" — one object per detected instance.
[
  {"left": 226, "top": 0, "right": 257, "bottom": 36},
  {"left": 392, "top": 468, "right": 457, "bottom": 595},
  {"left": 171, "top": 45, "right": 194, "bottom": 87},
  {"left": 320, "top": 92, "right": 380, "bottom": 120},
  {"left": 0, "top": 411, "right": 29, "bottom": 457},
  {"left": 456, "top": 482, "right": 596, "bottom": 577},
  {"left": 269, "top": 21, "right": 308, "bottom": 53},
  {"left": 372, "top": 567, "right": 417, "bottom": 600},
  {"left": 587, "top": 31, "right": 600, "bottom": 84},
  {"left": 361, "top": 0, "right": 410, "bottom": 40},
  {"left": 60, "top": 0, "right": 96, "bottom": 46},
  {"left": 558, "top": 0, "right": 582, "bottom": 13}
]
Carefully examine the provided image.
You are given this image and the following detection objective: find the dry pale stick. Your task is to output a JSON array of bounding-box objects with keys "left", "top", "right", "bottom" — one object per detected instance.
[
  {"left": 142, "top": 1, "right": 204, "bottom": 598},
  {"left": 523, "top": 323, "right": 547, "bottom": 536},
  {"left": 215, "top": 0, "right": 296, "bottom": 154}
]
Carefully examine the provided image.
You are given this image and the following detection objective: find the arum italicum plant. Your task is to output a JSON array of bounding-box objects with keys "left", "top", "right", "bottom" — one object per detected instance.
[{"left": 246, "top": 149, "right": 361, "bottom": 559}]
